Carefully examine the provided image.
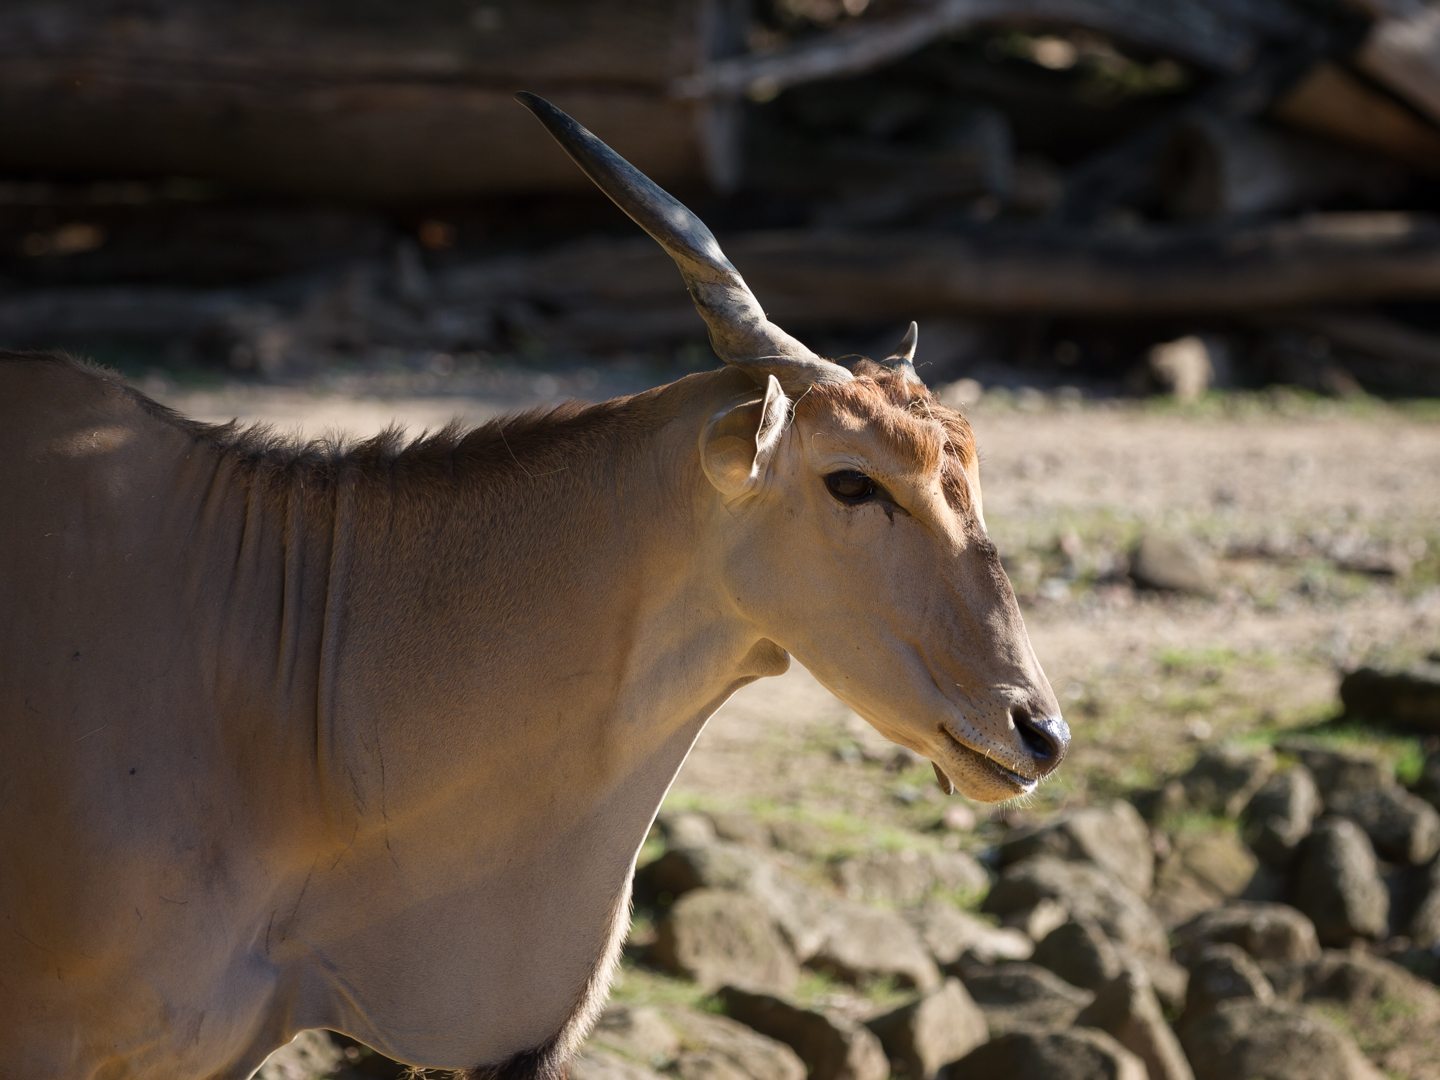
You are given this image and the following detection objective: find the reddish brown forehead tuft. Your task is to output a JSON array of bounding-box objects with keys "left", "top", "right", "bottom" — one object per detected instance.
[{"left": 795, "top": 361, "right": 978, "bottom": 510}]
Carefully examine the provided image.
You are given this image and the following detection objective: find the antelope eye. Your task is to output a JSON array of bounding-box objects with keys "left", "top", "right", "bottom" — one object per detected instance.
[{"left": 825, "top": 470, "right": 876, "bottom": 503}]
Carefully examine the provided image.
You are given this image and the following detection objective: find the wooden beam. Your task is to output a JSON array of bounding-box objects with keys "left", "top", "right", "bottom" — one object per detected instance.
[
  {"left": 9, "top": 216, "right": 1440, "bottom": 353},
  {"left": 1159, "top": 113, "right": 1405, "bottom": 219},
  {"left": 1356, "top": 4, "right": 1440, "bottom": 127},
  {"left": 437, "top": 212, "right": 1440, "bottom": 321},
  {"left": 1272, "top": 61, "right": 1440, "bottom": 172},
  {"left": 670, "top": 0, "right": 1287, "bottom": 103},
  {"left": 0, "top": 0, "right": 714, "bottom": 200}
]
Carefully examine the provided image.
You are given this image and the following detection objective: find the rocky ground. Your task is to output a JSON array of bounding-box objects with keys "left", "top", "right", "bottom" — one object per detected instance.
[{"left": 133, "top": 357, "right": 1440, "bottom": 1080}]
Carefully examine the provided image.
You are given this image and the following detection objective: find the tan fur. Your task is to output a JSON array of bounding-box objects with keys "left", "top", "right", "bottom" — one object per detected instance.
[{"left": 0, "top": 350, "right": 1059, "bottom": 1080}]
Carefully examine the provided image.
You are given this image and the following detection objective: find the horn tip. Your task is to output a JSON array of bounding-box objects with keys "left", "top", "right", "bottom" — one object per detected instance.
[
  {"left": 513, "top": 91, "right": 551, "bottom": 117},
  {"left": 900, "top": 321, "right": 918, "bottom": 359}
]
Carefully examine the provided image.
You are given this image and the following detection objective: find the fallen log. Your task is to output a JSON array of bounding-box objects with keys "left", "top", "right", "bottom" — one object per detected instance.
[
  {"left": 1159, "top": 114, "right": 1405, "bottom": 218},
  {"left": 725, "top": 215, "right": 1440, "bottom": 319},
  {"left": 1354, "top": 1, "right": 1440, "bottom": 127},
  {"left": 671, "top": 0, "right": 1304, "bottom": 102},
  {"left": 8, "top": 214, "right": 1440, "bottom": 357},
  {"left": 1054, "top": 38, "right": 1342, "bottom": 222},
  {"left": 1259, "top": 308, "right": 1440, "bottom": 393},
  {"left": 0, "top": 0, "right": 735, "bottom": 199},
  {"left": 457, "top": 213, "right": 1440, "bottom": 321},
  {"left": 1271, "top": 61, "right": 1440, "bottom": 172}
]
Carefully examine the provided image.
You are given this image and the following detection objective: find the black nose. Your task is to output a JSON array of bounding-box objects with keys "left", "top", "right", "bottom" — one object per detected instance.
[{"left": 1014, "top": 708, "right": 1070, "bottom": 765}]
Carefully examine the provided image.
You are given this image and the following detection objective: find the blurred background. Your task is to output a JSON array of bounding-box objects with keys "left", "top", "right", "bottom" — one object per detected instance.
[{"left": 2, "top": 0, "right": 1439, "bottom": 397}]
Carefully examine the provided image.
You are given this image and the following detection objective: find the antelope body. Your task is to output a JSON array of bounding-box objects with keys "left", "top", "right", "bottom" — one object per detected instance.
[{"left": 0, "top": 96, "right": 1065, "bottom": 1080}]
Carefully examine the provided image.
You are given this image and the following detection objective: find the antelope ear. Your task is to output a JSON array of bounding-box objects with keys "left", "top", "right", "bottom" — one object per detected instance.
[{"left": 699, "top": 375, "right": 790, "bottom": 497}]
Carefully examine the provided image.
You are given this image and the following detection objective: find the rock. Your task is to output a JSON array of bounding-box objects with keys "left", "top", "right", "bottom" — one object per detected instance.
[
  {"left": 636, "top": 842, "right": 833, "bottom": 959},
  {"left": 1172, "top": 902, "right": 1321, "bottom": 966},
  {"left": 1276, "top": 741, "right": 1391, "bottom": 803},
  {"left": 1178, "top": 1000, "right": 1383, "bottom": 1080},
  {"left": 1327, "top": 786, "right": 1440, "bottom": 865},
  {"left": 1148, "top": 335, "right": 1214, "bottom": 402},
  {"left": 1147, "top": 874, "right": 1223, "bottom": 933},
  {"left": 1339, "top": 663, "right": 1440, "bottom": 733},
  {"left": 1031, "top": 919, "right": 1124, "bottom": 991},
  {"left": 1238, "top": 863, "right": 1289, "bottom": 904},
  {"left": 983, "top": 857, "right": 1169, "bottom": 958},
  {"left": 660, "top": 1007, "right": 808, "bottom": 1080},
  {"left": 946, "top": 1026, "right": 1147, "bottom": 1080},
  {"left": 866, "top": 979, "right": 989, "bottom": 1080},
  {"left": 637, "top": 842, "right": 770, "bottom": 902},
  {"left": 1149, "top": 829, "right": 1259, "bottom": 929},
  {"left": 652, "top": 889, "right": 800, "bottom": 994},
  {"left": 1179, "top": 944, "right": 1275, "bottom": 1029},
  {"left": 1242, "top": 766, "right": 1323, "bottom": 865},
  {"left": 1381, "top": 941, "right": 1440, "bottom": 985},
  {"left": 1003, "top": 898, "right": 1070, "bottom": 943},
  {"left": 1176, "top": 746, "right": 1276, "bottom": 818},
  {"left": 659, "top": 811, "right": 720, "bottom": 849},
  {"left": 1294, "top": 819, "right": 1389, "bottom": 946},
  {"left": 716, "top": 987, "right": 888, "bottom": 1080},
  {"left": 255, "top": 1030, "right": 347, "bottom": 1080},
  {"left": 574, "top": 1049, "right": 671, "bottom": 1080},
  {"left": 810, "top": 901, "right": 942, "bottom": 990},
  {"left": 768, "top": 820, "right": 834, "bottom": 858},
  {"left": 709, "top": 811, "right": 774, "bottom": 848},
  {"left": 939, "top": 804, "right": 977, "bottom": 831},
  {"left": 956, "top": 961, "right": 1095, "bottom": 1034},
  {"left": 1416, "top": 749, "right": 1440, "bottom": 811},
  {"left": 1127, "top": 951, "right": 1190, "bottom": 1014},
  {"left": 1408, "top": 857, "right": 1440, "bottom": 946},
  {"left": 904, "top": 900, "right": 1034, "bottom": 968},
  {"left": 833, "top": 849, "right": 989, "bottom": 907},
  {"left": 1077, "top": 965, "right": 1196, "bottom": 1080},
  {"left": 1129, "top": 533, "right": 1217, "bottom": 596},
  {"left": 1282, "top": 950, "right": 1440, "bottom": 1080},
  {"left": 675, "top": 1052, "right": 754, "bottom": 1080},
  {"left": 590, "top": 1005, "right": 682, "bottom": 1068},
  {"left": 1173, "top": 829, "right": 1258, "bottom": 896},
  {"left": 999, "top": 801, "right": 1154, "bottom": 897}
]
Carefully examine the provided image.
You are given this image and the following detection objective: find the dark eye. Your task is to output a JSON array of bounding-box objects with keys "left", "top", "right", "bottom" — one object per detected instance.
[{"left": 825, "top": 470, "right": 876, "bottom": 503}]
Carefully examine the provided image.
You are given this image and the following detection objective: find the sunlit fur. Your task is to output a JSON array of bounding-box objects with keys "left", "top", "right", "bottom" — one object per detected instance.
[
  {"left": 803, "top": 360, "right": 980, "bottom": 515},
  {"left": 0, "top": 351, "right": 1058, "bottom": 1080}
]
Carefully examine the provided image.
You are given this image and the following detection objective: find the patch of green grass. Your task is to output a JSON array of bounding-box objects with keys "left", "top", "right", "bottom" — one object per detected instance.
[
  {"left": 936, "top": 882, "right": 990, "bottom": 912},
  {"left": 1158, "top": 646, "right": 1239, "bottom": 673},
  {"left": 1264, "top": 719, "right": 1423, "bottom": 784},
  {"left": 788, "top": 969, "right": 850, "bottom": 1007},
  {"left": 608, "top": 960, "right": 718, "bottom": 1012},
  {"left": 637, "top": 832, "right": 666, "bottom": 868},
  {"left": 1157, "top": 646, "right": 1280, "bottom": 675}
]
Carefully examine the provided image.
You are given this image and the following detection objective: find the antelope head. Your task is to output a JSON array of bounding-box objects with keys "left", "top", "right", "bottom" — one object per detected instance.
[{"left": 518, "top": 94, "right": 1066, "bottom": 801}]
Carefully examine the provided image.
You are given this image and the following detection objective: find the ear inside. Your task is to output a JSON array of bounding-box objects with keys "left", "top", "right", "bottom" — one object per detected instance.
[{"left": 699, "top": 375, "right": 789, "bottom": 497}]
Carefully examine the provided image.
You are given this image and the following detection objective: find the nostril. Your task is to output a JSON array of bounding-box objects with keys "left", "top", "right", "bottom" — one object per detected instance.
[{"left": 1013, "top": 708, "right": 1071, "bottom": 763}]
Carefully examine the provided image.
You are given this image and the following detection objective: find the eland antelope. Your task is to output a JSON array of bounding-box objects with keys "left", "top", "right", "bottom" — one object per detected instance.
[{"left": 0, "top": 94, "right": 1065, "bottom": 1080}]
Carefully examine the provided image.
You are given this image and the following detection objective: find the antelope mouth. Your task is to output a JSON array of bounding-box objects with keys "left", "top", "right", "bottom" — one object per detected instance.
[{"left": 939, "top": 727, "right": 1038, "bottom": 796}]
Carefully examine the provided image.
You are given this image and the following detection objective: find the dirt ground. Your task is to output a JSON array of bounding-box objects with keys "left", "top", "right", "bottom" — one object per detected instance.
[{"left": 153, "top": 367, "right": 1440, "bottom": 834}]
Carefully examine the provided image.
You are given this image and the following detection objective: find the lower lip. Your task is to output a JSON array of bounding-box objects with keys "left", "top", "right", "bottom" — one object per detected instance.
[
  {"left": 941, "top": 729, "right": 1037, "bottom": 792},
  {"left": 987, "top": 759, "right": 1038, "bottom": 794}
]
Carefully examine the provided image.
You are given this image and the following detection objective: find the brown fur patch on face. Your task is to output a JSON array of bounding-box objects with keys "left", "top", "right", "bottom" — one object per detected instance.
[{"left": 797, "top": 360, "right": 979, "bottom": 514}]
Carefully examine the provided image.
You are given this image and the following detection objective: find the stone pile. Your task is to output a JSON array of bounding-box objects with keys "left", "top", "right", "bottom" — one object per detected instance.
[
  {"left": 258, "top": 740, "right": 1440, "bottom": 1080},
  {"left": 622, "top": 739, "right": 1440, "bottom": 1080}
]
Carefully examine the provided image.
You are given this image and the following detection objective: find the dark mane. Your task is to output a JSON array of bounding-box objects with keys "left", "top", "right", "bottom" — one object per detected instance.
[{"left": 10, "top": 350, "right": 665, "bottom": 498}]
